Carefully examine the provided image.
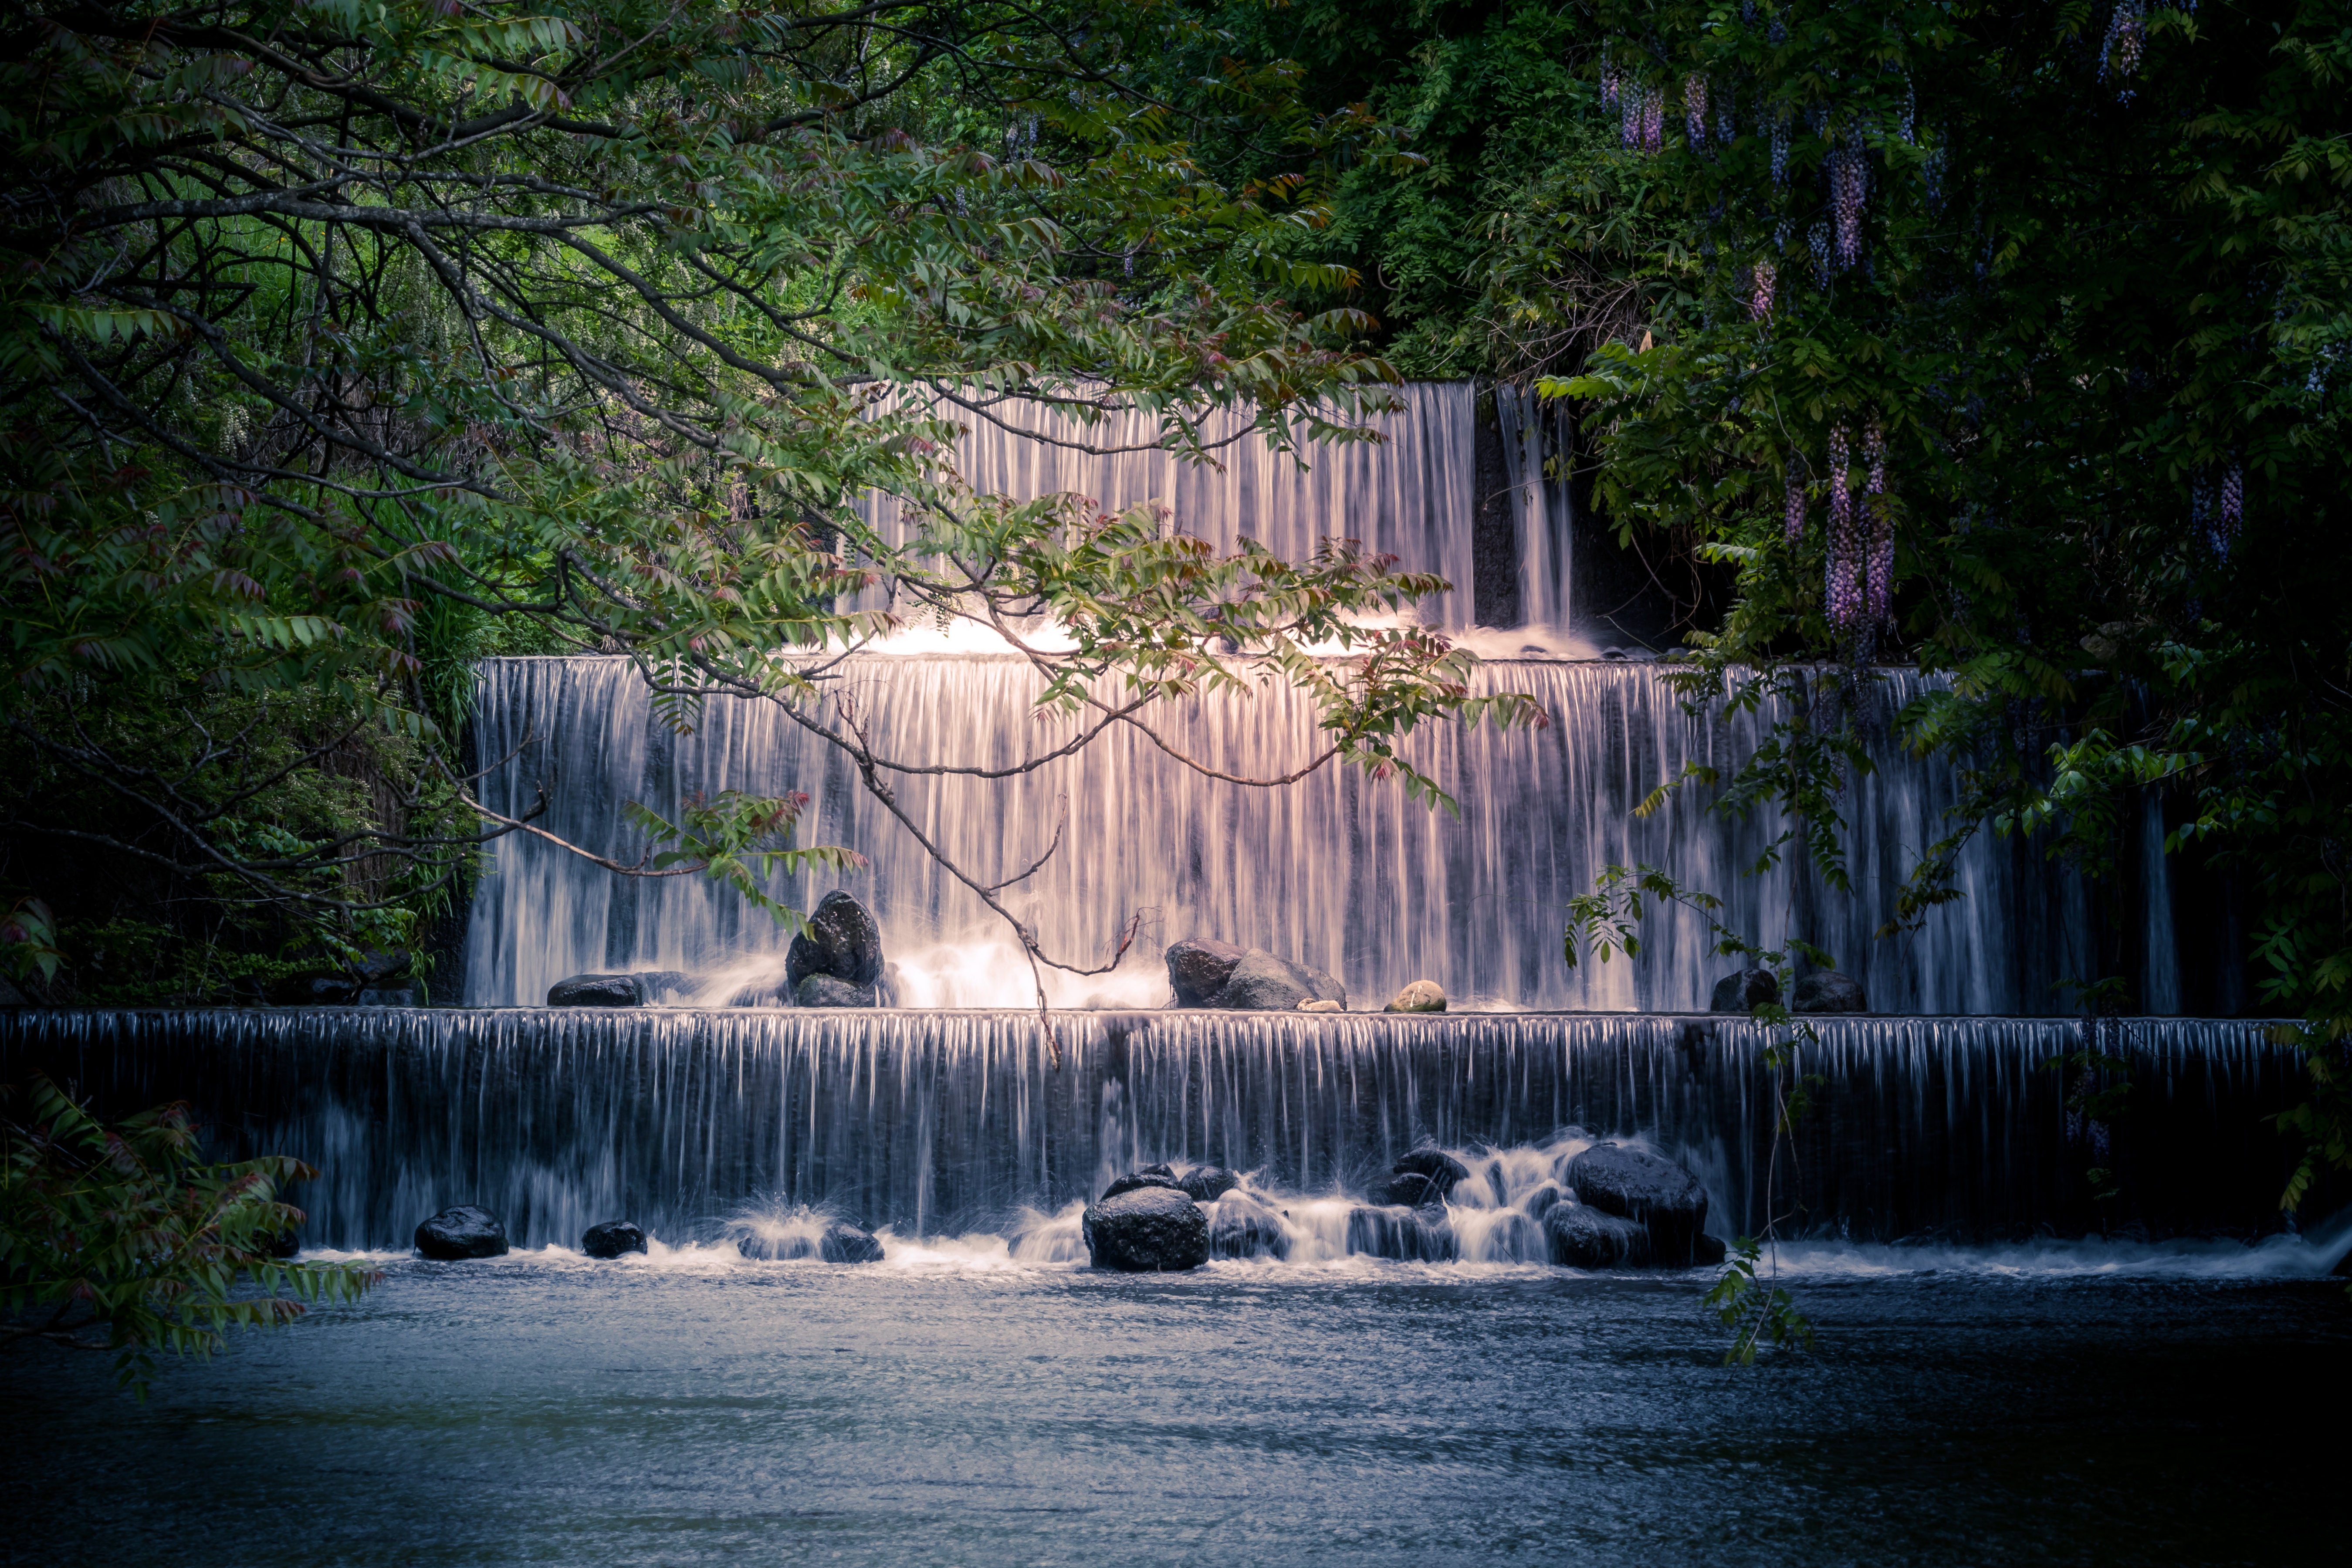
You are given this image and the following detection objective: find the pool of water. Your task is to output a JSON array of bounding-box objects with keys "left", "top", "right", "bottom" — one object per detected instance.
[{"left": 5, "top": 1241, "right": 2345, "bottom": 1566}]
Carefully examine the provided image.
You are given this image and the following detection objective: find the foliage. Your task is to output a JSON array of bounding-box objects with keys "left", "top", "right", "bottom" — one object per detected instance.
[
  {"left": 1, "top": 1076, "right": 379, "bottom": 1396},
  {"left": 1703, "top": 1235, "right": 1815, "bottom": 1366}
]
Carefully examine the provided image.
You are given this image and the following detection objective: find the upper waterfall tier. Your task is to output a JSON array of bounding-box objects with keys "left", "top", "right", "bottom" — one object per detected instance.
[
  {"left": 464, "top": 656, "right": 2199, "bottom": 1014},
  {"left": 855, "top": 383, "right": 1575, "bottom": 633}
]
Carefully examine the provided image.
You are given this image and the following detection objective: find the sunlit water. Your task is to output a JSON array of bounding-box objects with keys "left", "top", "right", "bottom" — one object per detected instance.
[{"left": 5, "top": 1241, "right": 2342, "bottom": 1567}]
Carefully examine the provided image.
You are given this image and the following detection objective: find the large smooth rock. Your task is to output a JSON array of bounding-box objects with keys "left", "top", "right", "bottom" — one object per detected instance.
[
  {"left": 547, "top": 972, "right": 644, "bottom": 1007},
  {"left": 1207, "top": 1193, "right": 1291, "bottom": 1260},
  {"left": 786, "top": 891, "right": 884, "bottom": 991},
  {"left": 1210, "top": 950, "right": 1347, "bottom": 1011},
  {"left": 1102, "top": 1165, "right": 1184, "bottom": 1201},
  {"left": 1384, "top": 980, "right": 1447, "bottom": 1014},
  {"left": 1346, "top": 1204, "right": 1459, "bottom": 1262},
  {"left": 1374, "top": 1147, "right": 1470, "bottom": 1207},
  {"left": 1083, "top": 1186, "right": 1209, "bottom": 1271},
  {"left": 1177, "top": 1165, "right": 1240, "bottom": 1203},
  {"left": 1565, "top": 1144, "right": 1711, "bottom": 1266},
  {"left": 1709, "top": 967, "right": 1780, "bottom": 1013},
  {"left": 820, "top": 1222, "right": 886, "bottom": 1263},
  {"left": 1165, "top": 937, "right": 1249, "bottom": 1006},
  {"left": 582, "top": 1220, "right": 647, "bottom": 1259},
  {"left": 415, "top": 1205, "right": 509, "bottom": 1260},
  {"left": 795, "top": 973, "right": 879, "bottom": 1008},
  {"left": 1792, "top": 969, "right": 1868, "bottom": 1014},
  {"left": 1543, "top": 1203, "right": 1654, "bottom": 1268}
]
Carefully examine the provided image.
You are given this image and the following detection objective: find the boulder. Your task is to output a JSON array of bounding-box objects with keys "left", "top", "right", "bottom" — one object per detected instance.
[
  {"left": 1346, "top": 1204, "right": 1459, "bottom": 1262},
  {"left": 1101, "top": 1168, "right": 1184, "bottom": 1201},
  {"left": 547, "top": 972, "right": 645, "bottom": 1008},
  {"left": 1207, "top": 1193, "right": 1291, "bottom": 1261},
  {"left": 1384, "top": 980, "right": 1448, "bottom": 1014},
  {"left": 1792, "top": 970, "right": 1868, "bottom": 1014},
  {"left": 787, "top": 891, "right": 884, "bottom": 992},
  {"left": 1165, "top": 937, "right": 1249, "bottom": 1007},
  {"left": 1177, "top": 1165, "right": 1240, "bottom": 1203},
  {"left": 1210, "top": 950, "right": 1347, "bottom": 1012},
  {"left": 415, "top": 1205, "right": 510, "bottom": 1260},
  {"left": 795, "top": 974, "right": 879, "bottom": 1008},
  {"left": 1543, "top": 1203, "right": 1654, "bottom": 1268},
  {"left": 1296, "top": 999, "right": 1344, "bottom": 1013},
  {"left": 1709, "top": 967, "right": 1780, "bottom": 1014},
  {"left": 1082, "top": 1186, "right": 1210, "bottom": 1272},
  {"left": 1565, "top": 1144, "right": 1711, "bottom": 1266},
  {"left": 582, "top": 1220, "right": 647, "bottom": 1259},
  {"left": 1693, "top": 1233, "right": 1729, "bottom": 1267},
  {"left": 1379, "top": 1147, "right": 1471, "bottom": 1207},
  {"left": 819, "top": 1221, "right": 886, "bottom": 1264}
]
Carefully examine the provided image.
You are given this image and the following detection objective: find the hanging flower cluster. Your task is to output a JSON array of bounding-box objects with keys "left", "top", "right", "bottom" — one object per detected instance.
[
  {"left": 1830, "top": 141, "right": 1868, "bottom": 268},
  {"left": 1922, "top": 141, "right": 1947, "bottom": 210},
  {"left": 1784, "top": 464, "right": 1807, "bottom": 544},
  {"left": 1808, "top": 220, "right": 1834, "bottom": 288},
  {"left": 1826, "top": 423, "right": 1864, "bottom": 630},
  {"left": 1898, "top": 78, "right": 1916, "bottom": 144},
  {"left": 1684, "top": 75, "right": 1709, "bottom": 146},
  {"left": 2101, "top": 0, "right": 2148, "bottom": 98},
  {"left": 1863, "top": 417, "right": 1892, "bottom": 623},
  {"left": 1750, "top": 260, "right": 1777, "bottom": 321},
  {"left": 1601, "top": 48, "right": 1621, "bottom": 109},
  {"left": 1770, "top": 112, "right": 1791, "bottom": 186},
  {"left": 1717, "top": 88, "right": 1736, "bottom": 146},
  {"left": 1619, "top": 80, "right": 1666, "bottom": 150},
  {"left": 2217, "top": 459, "right": 2243, "bottom": 557}
]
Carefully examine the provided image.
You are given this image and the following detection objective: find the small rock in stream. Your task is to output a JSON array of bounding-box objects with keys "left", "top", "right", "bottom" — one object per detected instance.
[
  {"left": 1384, "top": 980, "right": 1447, "bottom": 1013},
  {"left": 1543, "top": 1203, "right": 1654, "bottom": 1268},
  {"left": 582, "top": 1220, "right": 647, "bottom": 1259},
  {"left": 415, "top": 1205, "right": 511, "bottom": 1260}
]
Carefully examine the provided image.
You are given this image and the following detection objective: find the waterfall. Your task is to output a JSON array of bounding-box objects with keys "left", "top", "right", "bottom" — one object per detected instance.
[
  {"left": 464, "top": 655, "right": 2169, "bottom": 1015},
  {"left": 0, "top": 1010, "right": 2292, "bottom": 1250}
]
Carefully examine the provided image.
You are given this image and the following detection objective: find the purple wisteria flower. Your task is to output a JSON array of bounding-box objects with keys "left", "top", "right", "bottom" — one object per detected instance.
[
  {"left": 1785, "top": 465, "right": 1807, "bottom": 544},
  {"left": 1827, "top": 423, "right": 1863, "bottom": 630},
  {"left": 1718, "top": 88, "right": 1736, "bottom": 146},
  {"left": 1864, "top": 416, "right": 1892, "bottom": 623},
  {"left": 2101, "top": 0, "right": 2147, "bottom": 88},
  {"left": 1685, "top": 75, "right": 1709, "bottom": 146},
  {"left": 1770, "top": 113, "right": 1791, "bottom": 185},
  {"left": 1922, "top": 140, "right": 1947, "bottom": 210},
  {"left": 1830, "top": 142, "right": 1868, "bottom": 267},
  {"left": 2218, "top": 459, "right": 2243, "bottom": 555},
  {"left": 1601, "top": 47, "right": 1621, "bottom": 108},
  {"left": 1641, "top": 83, "right": 1665, "bottom": 152},
  {"left": 1899, "top": 78, "right": 1916, "bottom": 144},
  {"left": 1750, "top": 260, "right": 1777, "bottom": 321},
  {"left": 1809, "top": 220, "right": 1834, "bottom": 288}
]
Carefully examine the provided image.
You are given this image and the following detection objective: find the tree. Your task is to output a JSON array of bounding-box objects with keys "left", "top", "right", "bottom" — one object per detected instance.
[{"left": 0, "top": 0, "right": 1543, "bottom": 1009}]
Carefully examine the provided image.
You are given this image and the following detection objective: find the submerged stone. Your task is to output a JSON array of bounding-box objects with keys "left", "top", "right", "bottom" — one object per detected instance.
[
  {"left": 1565, "top": 1144, "right": 1710, "bottom": 1266},
  {"left": 1543, "top": 1203, "right": 1654, "bottom": 1268},
  {"left": 582, "top": 1220, "right": 647, "bottom": 1259},
  {"left": 1165, "top": 937, "right": 1249, "bottom": 1006},
  {"left": 1384, "top": 980, "right": 1447, "bottom": 1014},
  {"left": 1792, "top": 970, "right": 1868, "bottom": 1014},
  {"left": 786, "top": 891, "right": 884, "bottom": 992},
  {"left": 1207, "top": 1193, "right": 1291, "bottom": 1260},
  {"left": 1346, "top": 1204, "right": 1459, "bottom": 1262},
  {"left": 795, "top": 974, "right": 878, "bottom": 1008},
  {"left": 1709, "top": 967, "right": 1780, "bottom": 1014},
  {"left": 415, "top": 1205, "right": 509, "bottom": 1260},
  {"left": 1083, "top": 1186, "right": 1209, "bottom": 1272}
]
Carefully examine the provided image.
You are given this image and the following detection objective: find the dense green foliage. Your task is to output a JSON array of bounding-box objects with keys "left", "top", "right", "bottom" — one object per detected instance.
[{"left": 1, "top": 1077, "right": 377, "bottom": 1395}]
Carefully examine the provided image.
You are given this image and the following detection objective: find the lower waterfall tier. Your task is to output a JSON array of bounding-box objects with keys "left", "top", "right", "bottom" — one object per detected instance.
[{"left": 2, "top": 1010, "right": 2294, "bottom": 1253}]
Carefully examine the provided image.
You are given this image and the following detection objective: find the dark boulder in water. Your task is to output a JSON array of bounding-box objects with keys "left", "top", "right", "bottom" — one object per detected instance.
[
  {"left": 1165, "top": 938, "right": 1249, "bottom": 1006},
  {"left": 1102, "top": 1168, "right": 1184, "bottom": 1201},
  {"left": 547, "top": 972, "right": 645, "bottom": 1007},
  {"left": 582, "top": 1220, "right": 647, "bottom": 1259},
  {"left": 1207, "top": 1193, "right": 1290, "bottom": 1260},
  {"left": 737, "top": 1219, "right": 885, "bottom": 1263},
  {"left": 1391, "top": 1147, "right": 1471, "bottom": 1193},
  {"left": 1178, "top": 1165, "right": 1240, "bottom": 1203},
  {"left": 1543, "top": 1203, "right": 1654, "bottom": 1268},
  {"left": 1709, "top": 967, "right": 1780, "bottom": 1013},
  {"left": 1792, "top": 970, "right": 1868, "bottom": 1014},
  {"left": 1211, "top": 950, "right": 1347, "bottom": 1011},
  {"left": 820, "top": 1222, "right": 886, "bottom": 1263},
  {"left": 1694, "top": 1233, "right": 1728, "bottom": 1266},
  {"left": 787, "top": 891, "right": 884, "bottom": 991},
  {"left": 1346, "top": 1204, "right": 1459, "bottom": 1262},
  {"left": 795, "top": 974, "right": 878, "bottom": 1008},
  {"left": 1083, "top": 1186, "right": 1209, "bottom": 1272},
  {"left": 1565, "top": 1144, "right": 1710, "bottom": 1266},
  {"left": 415, "top": 1205, "right": 510, "bottom": 1260}
]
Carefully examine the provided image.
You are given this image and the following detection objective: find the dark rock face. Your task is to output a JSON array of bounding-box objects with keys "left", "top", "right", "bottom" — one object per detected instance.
[
  {"left": 1792, "top": 970, "right": 1869, "bottom": 1014},
  {"left": 1082, "top": 1186, "right": 1209, "bottom": 1271},
  {"left": 1565, "top": 1144, "right": 1711, "bottom": 1266},
  {"left": 787, "top": 891, "right": 884, "bottom": 992},
  {"left": 1211, "top": 950, "right": 1347, "bottom": 1011},
  {"left": 1543, "top": 1203, "right": 1654, "bottom": 1268},
  {"left": 1709, "top": 967, "right": 1781, "bottom": 1013},
  {"left": 415, "top": 1205, "right": 510, "bottom": 1260},
  {"left": 795, "top": 974, "right": 879, "bottom": 1008},
  {"left": 1177, "top": 1165, "right": 1240, "bottom": 1203},
  {"left": 1693, "top": 1233, "right": 1728, "bottom": 1266},
  {"left": 547, "top": 972, "right": 644, "bottom": 1007},
  {"left": 582, "top": 1220, "right": 647, "bottom": 1259},
  {"left": 1347, "top": 1204, "right": 1459, "bottom": 1262},
  {"left": 1165, "top": 938, "right": 1249, "bottom": 1006},
  {"left": 1101, "top": 1169, "right": 1184, "bottom": 1201},
  {"left": 819, "top": 1222, "right": 886, "bottom": 1264},
  {"left": 1207, "top": 1194, "right": 1291, "bottom": 1260},
  {"left": 1375, "top": 1172, "right": 1450, "bottom": 1208},
  {"left": 1375, "top": 1148, "right": 1471, "bottom": 1207}
]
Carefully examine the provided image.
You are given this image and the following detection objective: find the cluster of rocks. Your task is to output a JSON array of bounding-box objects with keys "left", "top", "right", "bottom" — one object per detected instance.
[
  {"left": 546, "top": 891, "right": 886, "bottom": 1009},
  {"left": 735, "top": 1219, "right": 886, "bottom": 1264},
  {"left": 413, "top": 1203, "right": 885, "bottom": 1263},
  {"left": 1538, "top": 1145, "right": 1723, "bottom": 1268},
  {"left": 1163, "top": 938, "right": 1448, "bottom": 1014},
  {"left": 1708, "top": 966, "right": 1869, "bottom": 1015}
]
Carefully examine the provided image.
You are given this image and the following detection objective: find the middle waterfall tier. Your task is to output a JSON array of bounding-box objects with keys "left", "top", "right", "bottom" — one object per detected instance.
[{"left": 465, "top": 657, "right": 2205, "bottom": 1015}]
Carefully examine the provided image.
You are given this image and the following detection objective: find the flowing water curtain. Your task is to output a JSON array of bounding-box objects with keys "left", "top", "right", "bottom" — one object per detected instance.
[{"left": 1492, "top": 385, "right": 1578, "bottom": 630}]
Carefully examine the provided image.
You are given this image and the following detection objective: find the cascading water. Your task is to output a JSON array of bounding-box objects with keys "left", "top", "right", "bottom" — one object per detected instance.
[
  {"left": 0, "top": 1009, "right": 2292, "bottom": 1252},
  {"left": 464, "top": 654, "right": 2157, "bottom": 1016}
]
